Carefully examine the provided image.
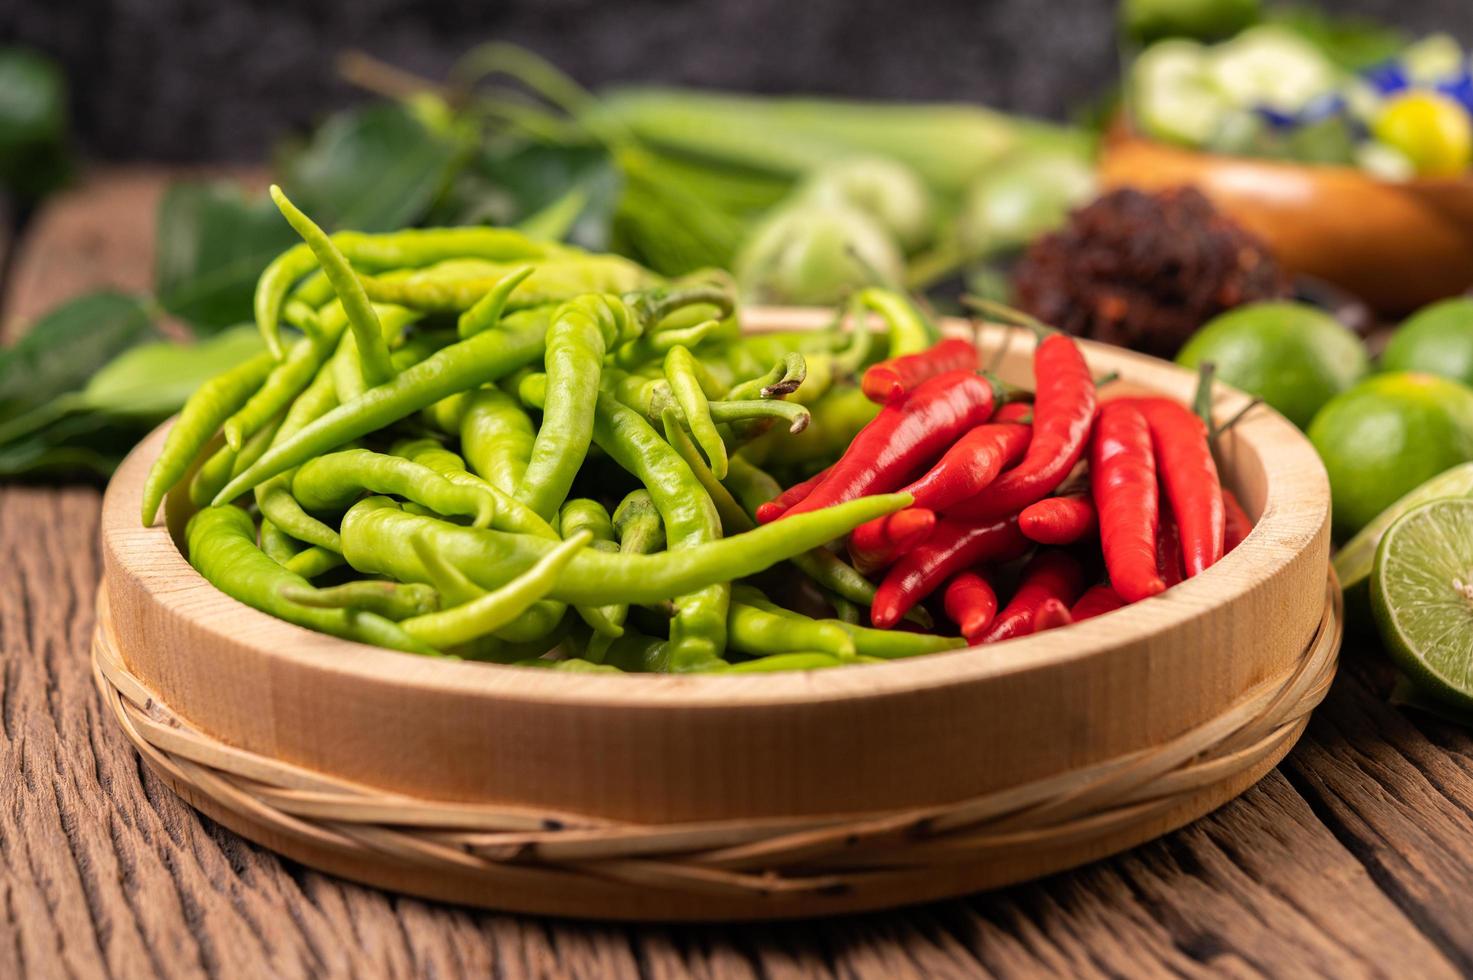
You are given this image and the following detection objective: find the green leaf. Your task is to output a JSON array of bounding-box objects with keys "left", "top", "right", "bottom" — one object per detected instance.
[
  {"left": 79, "top": 324, "right": 265, "bottom": 418},
  {"left": 431, "top": 142, "right": 621, "bottom": 250},
  {"left": 154, "top": 182, "right": 299, "bottom": 332},
  {"left": 278, "top": 103, "right": 462, "bottom": 232},
  {"left": 0, "top": 46, "right": 71, "bottom": 199},
  {"left": 1267, "top": 7, "right": 1408, "bottom": 71},
  {"left": 0, "top": 291, "right": 156, "bottom": 421}
]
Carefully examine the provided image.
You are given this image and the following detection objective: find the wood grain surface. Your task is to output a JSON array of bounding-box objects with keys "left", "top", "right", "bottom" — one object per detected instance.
[{"left": 2, "top": 169, "right": 1471, "bottom": 977}]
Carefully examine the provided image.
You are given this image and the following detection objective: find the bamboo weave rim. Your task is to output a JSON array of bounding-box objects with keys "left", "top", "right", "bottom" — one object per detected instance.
[{"left": 91, "top": 575, "right": 1341, "bottom": 904}]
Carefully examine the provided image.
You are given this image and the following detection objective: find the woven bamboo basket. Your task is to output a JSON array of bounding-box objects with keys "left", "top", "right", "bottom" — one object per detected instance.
[{"left": 95, "top": 309, "right": 1339, "bottom": 921}]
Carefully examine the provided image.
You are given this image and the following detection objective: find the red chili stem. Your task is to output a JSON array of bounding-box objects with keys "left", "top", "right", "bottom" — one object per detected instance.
[
  {"left": 1018, "top": 493, "right": 1097, "bottom": 545},
  {"left": 781, "top": 370, "right": 1000, "bottom": 520},
  {"left": 1090, "top": 401, "right": 1166, "bottom": 603},
  {"left": 943, "top": 570, "right": 998, "bottom": 643},
  {"left": 1070, "top": 584, "right": 1126, "bottom": 621},
  {"left": 978, "top": 550, "right": 1086, "bottom": 643},
  {"left": 861, "top": 338, "right": 979, "bottom": 405},
  {"left": 871, "top": 516, "right": 1028, "bottom": 629},
  {"left": 946, "top": 333, "right": 1096, "bottom": 521}
]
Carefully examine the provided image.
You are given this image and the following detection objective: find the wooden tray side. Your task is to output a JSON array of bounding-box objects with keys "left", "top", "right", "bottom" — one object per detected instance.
[{"left": 100, "top": 312, "right": 1332, "bottom": 828}]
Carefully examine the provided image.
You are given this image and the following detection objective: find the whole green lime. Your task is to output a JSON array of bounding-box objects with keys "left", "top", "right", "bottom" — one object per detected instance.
[
  {"left": 1177, "top": 302, "right": 1369, "bottom": 429},
  {"left": 1309, "top": 372, "right": 1473, "bottom": 540},
  {"left": 1381, "top": 298, "right": 1473, "bottom": 387}
]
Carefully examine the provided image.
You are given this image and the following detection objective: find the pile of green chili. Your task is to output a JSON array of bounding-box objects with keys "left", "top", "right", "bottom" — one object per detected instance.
[{"left": 143, "top": 185, "right": 964, "bottom": 673}]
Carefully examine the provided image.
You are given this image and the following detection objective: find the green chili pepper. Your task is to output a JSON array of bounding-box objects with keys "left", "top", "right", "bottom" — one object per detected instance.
[
  {"left": 270, "top": 186, "right": 396, "bottom": 388},
  {"left": 259, "top": 518, "right": 301, "bottom": 565},
  {"left": 855, "top": 286, "right": 936, "bottom": 357},
  {"left": 293, "top": 449, "right": 496, "bottom": 526},
  {"left": 400, "top": 530, "right": 590, "bottom": 649},
  {"left": 663, "top": 345, "right": 728, "bottom": 479},
  {"left": 516, "top": 294, "right": 638, "bottom": 520},
  {"left": 221, "top": 328, "right": 341, "bottom": 451},
  {"left": 728, "top": 593, "right": 856, "bottom": 660},
  {"left": 591, "top": 384, "right": 726, "bottom": 670},
  {"left": 737, "top": 586, "right": 959, "bottom": 659},
  {"left": 661, "top": 407, "right": 751, "bottom": 535},
  {"left": 359, "top": 256, "right": 651, "bottom": 313},
  {"left": 340, "top": 486, "right": 909, "bottom": 608},
  {"left": 592, "top": 629, "right": 670, "bottom": 673},
  {"left": 610, "top": 317, "right": 721, "bottom": 368},
  {"left": 456, "top": 266, "right": 535, "bottom": 338},
  {"left": 212, "top": 307, "right": 551, "bottom": 506},
  {"left": 278, "top": 580, "right": 440, "bottom": 621},
  {"left": 513, "top": 657, "right": 625, "bottom": 673},
  {"left": 393, "top": 439, "right": 558, "bottom": 540},
  {"left": 461, "top": 388, "right": 537, "bottom": 495},
  {"left": 717, "top": 652, "right": 848, "bottom": 673},
  {"left": 559, "top": 499, "right": 627, "bottom": 639},
  {"left": 612, "top": 489, "right": 666, "bottom": 553},
  {"left": 190, "top": 411, "right": 282, "bottom": 508},
  {"left": 185, "top": 505, "right": 431, "bottom": 654},
  {"left": 743, "top": 384, "right": 877, "bottom": 467},
  {"left": 725, "top": 352, "right": 806, "bottom": 401},
  {"left": 283, "top": 546, "right": 346, "bottom": 580},
  {"left": 140, "top": 349, "right": 276, "bottom": 525}
]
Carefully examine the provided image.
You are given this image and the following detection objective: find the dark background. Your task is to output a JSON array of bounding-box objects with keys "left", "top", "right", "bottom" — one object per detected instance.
[{"left": 4, "top": 0, "right": 1473, "bottom": 162}]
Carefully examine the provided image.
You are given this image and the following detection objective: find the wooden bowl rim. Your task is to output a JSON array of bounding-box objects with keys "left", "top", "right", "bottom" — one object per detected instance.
[{"left": 101, "top": 308, "right": 1330, "bottom": 710}]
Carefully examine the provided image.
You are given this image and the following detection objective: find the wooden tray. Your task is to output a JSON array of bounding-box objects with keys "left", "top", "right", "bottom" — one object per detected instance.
[
  {"left": 1098, "top": 131, "right": 1473, "bottom": 316},
  {"left": 94, "top": 309, "right": 1339, "bottom": 920}
]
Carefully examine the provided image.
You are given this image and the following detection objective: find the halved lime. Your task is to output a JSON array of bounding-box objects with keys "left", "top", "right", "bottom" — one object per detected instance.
[
  {"left": 1334, "top": 461, "right": 1473, "bottom": 594},
  {"left": 1371, "top": 498, "right": 1473, "bottom": 709}
]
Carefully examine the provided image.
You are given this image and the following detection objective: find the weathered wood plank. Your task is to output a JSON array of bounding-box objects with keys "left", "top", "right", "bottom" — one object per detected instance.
[{"left": 0, "top": 166, "right": 1469, "bottom": 979}]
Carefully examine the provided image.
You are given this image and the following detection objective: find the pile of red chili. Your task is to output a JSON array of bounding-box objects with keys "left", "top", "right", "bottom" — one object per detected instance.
[{"left": 761, "top": 324, "right": 1253, "bottom": 644}]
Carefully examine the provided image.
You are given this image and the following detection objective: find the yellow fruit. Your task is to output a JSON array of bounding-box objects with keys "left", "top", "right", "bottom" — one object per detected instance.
[{"left": 1373, "top": 91, "right": 1473, "bottom": 178}]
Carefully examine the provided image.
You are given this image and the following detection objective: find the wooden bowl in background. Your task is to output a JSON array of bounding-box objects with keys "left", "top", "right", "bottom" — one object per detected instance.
[
  {"left": 94, "top": 309, "right": 1338, "bottom": 920},
  {"left": 1099, "top": 132, "right": 1473, "bottom": 316}
]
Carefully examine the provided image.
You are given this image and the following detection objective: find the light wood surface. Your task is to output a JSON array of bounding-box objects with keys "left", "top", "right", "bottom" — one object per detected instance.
[
  {"left": 6, "top": 166, "right": 1473, "bottom": 975},
  {"left": 1098, "top": 133, "right": 1473, "bottom": 315}
]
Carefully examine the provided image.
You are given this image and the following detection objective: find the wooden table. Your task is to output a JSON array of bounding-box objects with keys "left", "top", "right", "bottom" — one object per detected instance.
[{"left": 4, "top": 170, "right": 1472, "bottom": 979}]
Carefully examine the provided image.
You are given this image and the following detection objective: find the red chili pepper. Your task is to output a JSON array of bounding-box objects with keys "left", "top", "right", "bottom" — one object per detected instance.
[
  {"left": 781, "top": 370, "right": 999, "bottom": 520},
  {"left": 943, "top": 570, "right": 998, "bottom": 643},
  {"left": 861, "top": 337, "right": 979, "bottom": 404},
  {"left": 889, "top": 401, "right": 1032, "bottom": 513},
  {"left": 1223, "top": 487, "right": 1252, "bottom": 552},
  {"left": 1018, "top": 493, "right": 1097, "bottom": 545},
  {"left": 1070, "top": 584, "right": 1126, "bottom": 621},
  {"left": 1033, "top": 598, "right": 1073, "bottom": 633},
  {"left": 1090, "top": 401, "right": 1165, "bottom": 603},
  {"left": 871, "top": 515, "right": 1028, "bottom": 629},
  {"left": 848, "top": 402, "right": 1030, "bottom": 557},
  {"left": 979, "top": 550, "right": 1086, "bottom": 643},
  {"left": 948, "top": 333, "right": 1096, "bottom": 521},
  {"left": 1126, "top": 397, "right": 1225, "bottom": 578},
  {"left": 1156, "top": 503, "right": 1185, "bottom": 588},
  {"left": 755, "top": 466, "right": 832, "bottom": 524},
  {"left": 847, "top": 507, "right": 937, "bottom": 574}
]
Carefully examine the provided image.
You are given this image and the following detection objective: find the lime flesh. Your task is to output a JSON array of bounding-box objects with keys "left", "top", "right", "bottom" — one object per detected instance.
[
  {"left": 1371, "top": 498, "right": 1473, "bottom": 709},
  {"left": 1335, "top": 461, "right": 1473, "bottom": 594}
]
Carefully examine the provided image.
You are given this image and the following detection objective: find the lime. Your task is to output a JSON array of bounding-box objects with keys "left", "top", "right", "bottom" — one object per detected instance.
[
  {"left": 1381, "top": 298, "right": 1473, "bottom": 387},
  {"left": 1373, "top": 91, "right": 1473, "bottom": 178},
  {"left": 1333, "top": 461, "right": 1473, "bottom": 594},
  {"left": 1308, "top": 372, "right": 1473, "bottom": 541},
  {"left": 1177, "top": 301, "right": 1368, "bottom": 429},
  {"left": 1371, "top": 498, "right": 1473, "bottom": 709}
]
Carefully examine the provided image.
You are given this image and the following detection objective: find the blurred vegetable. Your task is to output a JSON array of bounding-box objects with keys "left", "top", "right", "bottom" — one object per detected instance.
[
  {"left": 0, "top": 46, "right": 70, "bottom": 200},
  {"left": 736, "top": 200, "right": 903, "bottom": 305},
  {"left": 960, "top": 150, "right": 1096, "bottom": 259},
  {"left": 1373, "top": 91, "right": 1473, "bottom": 177},
  {"left": 802, "top": 158, "right": 932, "bottom": 253},
  {"left": 1121, "top": 0, "right": 1260, "bottom": 44}
]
